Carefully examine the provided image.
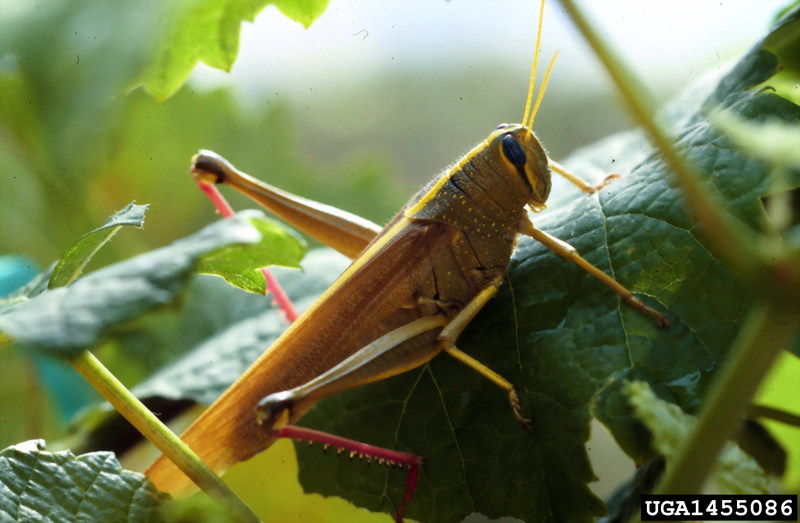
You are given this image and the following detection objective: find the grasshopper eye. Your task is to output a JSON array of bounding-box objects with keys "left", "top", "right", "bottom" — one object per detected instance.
[{"left": 501, "top": 134, "right": 527, "bottom": 167}]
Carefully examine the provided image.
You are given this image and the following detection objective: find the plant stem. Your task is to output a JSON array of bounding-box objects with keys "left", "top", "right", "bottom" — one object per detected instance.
[
  {"left": 70, "top": 351, "right": 259, "bottom": 523},
  {"left": 557, "top": 0, "right": 761, "bottom": 280},
  {"left": 655, "top": 300, "right": 799, "bottom": 494}
]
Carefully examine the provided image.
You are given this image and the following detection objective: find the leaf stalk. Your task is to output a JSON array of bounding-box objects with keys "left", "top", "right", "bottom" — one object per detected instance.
[{"left": 70, "top": 351, "right": 259, "bottom": 523}]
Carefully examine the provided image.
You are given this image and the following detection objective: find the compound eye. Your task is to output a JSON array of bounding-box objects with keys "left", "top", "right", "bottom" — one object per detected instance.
[
  {"left": 496, "top": 123, "right": 510, "bottom": 130},
  {"left": 501, "top": 134, "right": 527, "bottom": 168}
]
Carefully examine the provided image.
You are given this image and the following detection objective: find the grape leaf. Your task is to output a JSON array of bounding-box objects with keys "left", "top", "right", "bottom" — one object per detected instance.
[
  {"left": 141, "top": 0, "right": 330, "bottom": 100},
  {"left": 625, "top": 381, "right": 770, "bottom": 494},
  {"left": 195, "top": 216, "right": 306, "bottom": 294},
  {"left": 77, "top": 12, "right": 798, "bottom": 522},
  {"left": 0, "top": 211, "right": 264, "bottom": 357},
  {"left": 0, "top": 440, "right": 164, "bottom": 522},
  {"left": 49, "top": 202, "right": 149, "bottom": 289},
  {"left": 122, "top": 82, "right": 797, "bottom": 521},
  {"left": 291, "top": 27, "right": 799, "bottom": 523}
]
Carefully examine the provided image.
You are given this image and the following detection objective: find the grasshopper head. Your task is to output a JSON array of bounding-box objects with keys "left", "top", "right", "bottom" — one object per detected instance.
[{"left": 492, "top": 123, "right": 552, "bottom": 211}]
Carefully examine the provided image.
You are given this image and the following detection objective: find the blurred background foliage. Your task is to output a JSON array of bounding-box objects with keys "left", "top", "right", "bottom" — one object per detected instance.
[{"left": 1, "top": 0, "right": 796, "bottom": 520}]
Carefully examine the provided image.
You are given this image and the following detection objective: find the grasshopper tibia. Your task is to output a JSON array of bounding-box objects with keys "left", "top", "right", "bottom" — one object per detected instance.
[{"left": 274, "top": 425, "right": 423, "bottom": 523}]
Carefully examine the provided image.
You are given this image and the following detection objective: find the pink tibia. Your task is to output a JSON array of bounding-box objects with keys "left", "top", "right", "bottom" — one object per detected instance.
[
  {"left": 260, "top": 268, "right": 298, "bottom": 323},
  {"left": 195, "top": 180, "right": 297, "bottom": 322},
  {"left": 276, "top": 425, "right": 423, "bottom": 523},
  {"left": 195, "top": 180, "right": 235, "bottom": 219}
]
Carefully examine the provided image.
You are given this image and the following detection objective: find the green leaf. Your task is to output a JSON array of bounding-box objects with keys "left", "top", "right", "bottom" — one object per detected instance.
[
  {"left": 273, "top": 0, "right": 330, "bottom": 27},
  {"left": 711, "top": 111, "right": 800, "bottom": 169},
  {"left": 0, "top": 212, "right": 264, "bottom": 357},
  {"left": 0, "top": 439, "right": 164, "bottom": 522},
  {"left": 141, "top": 0, "right": 329, "bottom": 100},
  {"left": 195, "top": 216, "right": 306, "bottom": 294},
  {"left": 49, "top": 202, "right": 149, "bottom": 289},
  {"left": 61, "top": 251, "right": 344, "bottom": 459},
  {"left": 625, "top": 381, "right": 770, "bottom": 494}
]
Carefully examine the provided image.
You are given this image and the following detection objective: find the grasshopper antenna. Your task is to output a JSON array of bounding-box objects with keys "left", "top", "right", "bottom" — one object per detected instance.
[
  {"left": 525, "top": 51, "right": 559, "bottom": 130},
  {"left": 522, "top": 0, "right": 560, "bottom": 131}
]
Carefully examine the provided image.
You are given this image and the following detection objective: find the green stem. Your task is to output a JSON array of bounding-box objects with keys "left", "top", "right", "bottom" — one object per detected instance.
[
  {"left": 655, "top": 301, "right": 799, "bottom": 494},
  {"left": 558, "top": 0, "right": 761, "bottom": 280},
  {"left": 70, "top": 351, "right": 260, "bottom": 523}
]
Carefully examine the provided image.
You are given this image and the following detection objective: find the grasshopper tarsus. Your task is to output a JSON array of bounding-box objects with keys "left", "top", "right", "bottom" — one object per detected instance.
[
  {"left": 516, "top": 412, "right": 535, "bottom": 432},
  {"left": 508, "top": 389, "right": 534, "bottom": 430},
  {"left": 626, "top": 295, "right": 670, "bottom": 328},
  {"left": 594, "top": 172, "right": 622, "bottom": 192},
  {"left": 548, "top": 159, "right": 624, "bottom": 194}
]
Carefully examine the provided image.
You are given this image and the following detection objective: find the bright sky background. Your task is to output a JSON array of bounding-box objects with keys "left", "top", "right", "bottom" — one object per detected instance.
[
  {"left": 189, "top": 0, "right": 790, "bottom": 187},
  {"left": 193, "top": 0, "right": 789, "bottom": 102}
]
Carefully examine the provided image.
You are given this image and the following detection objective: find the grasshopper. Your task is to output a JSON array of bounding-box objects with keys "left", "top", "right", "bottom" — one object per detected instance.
[{"left": 146, "top": 0, "right": 669, "bottom": 518}]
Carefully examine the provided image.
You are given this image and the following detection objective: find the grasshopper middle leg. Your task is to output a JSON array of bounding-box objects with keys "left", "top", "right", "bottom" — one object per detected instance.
[{"left": 437, "top": 274, "right": 533, "bottom": 429}]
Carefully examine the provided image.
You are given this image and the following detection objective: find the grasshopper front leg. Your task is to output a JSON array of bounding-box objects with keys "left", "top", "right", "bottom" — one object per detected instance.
[
  {"left": 549, "top": 159, "right": 621, "bottom": 194},
  {"left": 520, "top": 215, "right": 670, "bottom": 327}
]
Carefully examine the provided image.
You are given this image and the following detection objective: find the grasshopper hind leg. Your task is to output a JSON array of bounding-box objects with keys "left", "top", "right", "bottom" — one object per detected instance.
[
  {"left": 253, "top": 316, "right": 450, "bottom": 523},
  {"left": 273, "top": 424, "right": 423, "bottom": 523}
]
